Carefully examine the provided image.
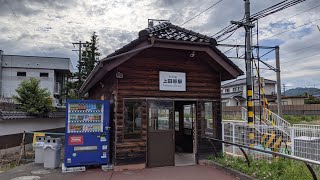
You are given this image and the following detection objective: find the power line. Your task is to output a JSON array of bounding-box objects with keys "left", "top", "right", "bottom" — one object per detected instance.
[
  {"left": 282, "top": 51, "right": 320, "bottom": 65},
  {"left": 260, "top": 17, "right": 320, "bottom": 40},
  {"left": 281, "top": 43, "right": 320, "bottom": 55},
  {"left": 251, "top": 3, "right": 320, "bottom": 37},
  {"left": 180, "top": 0, "right": 223, "bottom": 26},
  {"left": 5, "top": 0, "right": 48, "bottom": 57},
  {"left": 213, "top": 0, "right": 307, "bottom": 40}
]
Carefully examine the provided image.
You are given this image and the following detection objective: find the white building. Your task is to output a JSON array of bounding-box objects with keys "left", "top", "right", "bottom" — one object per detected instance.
[
  {"left": 0, "top": 50, "right": 72, "bottom": 106},
  {"left": 221, "top": 77, "right": 277, "bottom": 106}
]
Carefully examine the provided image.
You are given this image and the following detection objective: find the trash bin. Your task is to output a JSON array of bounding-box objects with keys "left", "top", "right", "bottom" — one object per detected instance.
[
  {"left": 43, "top": 137, "right": 62, "bottom": 169},
  {"left": 33, "top": 136, "right": 46, "bottom": 164}
]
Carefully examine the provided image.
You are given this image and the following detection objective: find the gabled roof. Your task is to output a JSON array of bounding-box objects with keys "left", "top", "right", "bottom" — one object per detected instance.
[
  {"left": 104, "top": 22, "right": 217, "bottom": 59},
  {"left": 222, "top": 77, "right": 276, "bottom": 88},
  {"left": 80, "top": 22, "right": 243, "bottom": 95}
]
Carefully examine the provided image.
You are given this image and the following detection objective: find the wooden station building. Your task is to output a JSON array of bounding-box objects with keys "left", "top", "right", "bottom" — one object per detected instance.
[{"left": 79, "top": 22, "right": 243, "bottom": 169}]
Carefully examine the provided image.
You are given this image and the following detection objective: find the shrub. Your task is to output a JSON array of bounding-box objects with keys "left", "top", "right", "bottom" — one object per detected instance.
[{"left": 13, "top": 78, "right": 54, "bottom": 116}]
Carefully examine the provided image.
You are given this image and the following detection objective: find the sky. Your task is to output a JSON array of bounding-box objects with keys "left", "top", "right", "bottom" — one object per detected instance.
[{"left": 0, "top": 0, "right": 319, "bottom": 90}]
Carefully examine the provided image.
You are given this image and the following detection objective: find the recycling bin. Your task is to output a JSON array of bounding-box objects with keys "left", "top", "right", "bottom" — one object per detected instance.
[
  {"left": 43, "top": 137, "right": 62, "bottom": 169},
  {"left": 33, "top": 136, "right": 46, "bottom": 164}
]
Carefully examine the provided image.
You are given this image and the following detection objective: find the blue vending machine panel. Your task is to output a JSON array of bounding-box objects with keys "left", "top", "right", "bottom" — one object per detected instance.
[{"left": 64, "top": 100, "right": 110, "bottom": 167}]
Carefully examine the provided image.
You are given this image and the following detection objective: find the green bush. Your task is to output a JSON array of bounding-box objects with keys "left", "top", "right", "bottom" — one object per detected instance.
[{"left": 13, "top": 78, "right": 54, "bottom": 116}]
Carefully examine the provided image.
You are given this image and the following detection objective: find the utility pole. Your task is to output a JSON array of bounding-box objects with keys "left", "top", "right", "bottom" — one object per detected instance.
[
  {"left": 275, "top": 46, "right": 282, "bottom": 117},
  {"left": 244, "top": 0, "right": 255, "bottom": 149},
  {"left": 72, "top": 41, "right": 87, "bottom": 89},
  {"left": 231, "top": 0, "right": 255, "bottom": 149},
  {"left": 282, "top": 84, "right": 286, "bottom": 96}
]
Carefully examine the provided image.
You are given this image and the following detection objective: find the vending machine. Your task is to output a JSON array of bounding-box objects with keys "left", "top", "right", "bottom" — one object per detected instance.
[{"left": 64, "top": 100, "right": 110, "bottom": 167}]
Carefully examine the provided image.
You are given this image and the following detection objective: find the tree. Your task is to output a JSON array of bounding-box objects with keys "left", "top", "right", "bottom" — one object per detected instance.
[
  {"left": 81, "top": 32, "right": 101, "bottom": 81},
  {"left": 13, "top": 78, "right": 54, "bottom": 116},
  {"left": 59, "top": 72, "right": 79, "bottom": 102}
]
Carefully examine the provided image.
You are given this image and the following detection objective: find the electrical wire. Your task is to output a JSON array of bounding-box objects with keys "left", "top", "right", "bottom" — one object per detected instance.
[
  {"left": 5, "top": 0, "right": 48, "bottom": 57},
  {"left": 213, "top": 0, "right": 306, "bottom": 40},
  {"left": 261, "top": 17, "right": 320, "bottom": 41},
  {"left": 281, "top": 43, "right": 320, "bottom": 55},
  {"left": 180, "top": 0, "right": 223, "bottom": 26},
  {"left": 282, "top": 52, "right": 320, "bottom": 65}
]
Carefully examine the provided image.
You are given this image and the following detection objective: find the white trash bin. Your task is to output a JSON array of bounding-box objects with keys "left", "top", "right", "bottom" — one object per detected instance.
[
  {"left": 43, "top": 137, "right": 62, "bottom": 169},
  {"left": 34, "top": 136, "right": 46, "bottom": 164}
]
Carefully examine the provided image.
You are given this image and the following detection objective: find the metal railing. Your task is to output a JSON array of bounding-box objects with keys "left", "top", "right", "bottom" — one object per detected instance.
[
  {"left": 241, "top": 107, "right": 291, "bottom": 136},
  {"left": 207, "top": 137, "right": 320, "bottom": 180},
  {"left": 264, "top": 108, "right": 291, "bottom": 133},
  {"left": 222, "top": 121, "right": 320, "bottom": 164}
]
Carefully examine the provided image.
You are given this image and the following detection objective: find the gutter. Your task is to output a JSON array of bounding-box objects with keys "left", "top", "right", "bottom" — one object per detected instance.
[{"left": 79, "top": 37, "right": 156, "bottom": 95}]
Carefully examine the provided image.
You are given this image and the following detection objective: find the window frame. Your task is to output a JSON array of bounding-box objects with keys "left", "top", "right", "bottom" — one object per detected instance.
[
  {"left": 123, "top": 99, "right": 144, "bottom": 140},
  {"left": 147, "top": 100, "right": 174, "bottom": 132},
  {"left": 40, "top": 72, "right": 49, "bottom": 77},
  {"left": 201, "top": 101, "right": 217, "bottom": 138},
  {"left": 17, "top": 72, "right": 26, "bottom": 77}
]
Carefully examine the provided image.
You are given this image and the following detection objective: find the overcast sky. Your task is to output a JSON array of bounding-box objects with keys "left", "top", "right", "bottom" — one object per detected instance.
[{"left": 0, "top": 0, "right": 319, "bottom": 90}]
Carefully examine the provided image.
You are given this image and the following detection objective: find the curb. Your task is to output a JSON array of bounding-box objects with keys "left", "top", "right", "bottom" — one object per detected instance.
[{"left": 199, "top": 160, "right": 256, "bottom": 180}]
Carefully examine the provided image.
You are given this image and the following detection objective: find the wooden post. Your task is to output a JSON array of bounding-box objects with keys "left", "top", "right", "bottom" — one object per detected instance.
[{"left": 16, "top": 131, "right": 26, "bottom": 166}]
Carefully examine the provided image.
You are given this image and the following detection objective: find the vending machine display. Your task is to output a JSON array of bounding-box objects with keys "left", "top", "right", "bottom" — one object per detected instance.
[{"left": 64, "top": 100, "right": 110, "bottom": 167}]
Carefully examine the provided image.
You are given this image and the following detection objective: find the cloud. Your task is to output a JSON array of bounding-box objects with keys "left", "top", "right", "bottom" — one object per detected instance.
[{"left": 0, "top": 0, "right": 319, "bottom": 89}]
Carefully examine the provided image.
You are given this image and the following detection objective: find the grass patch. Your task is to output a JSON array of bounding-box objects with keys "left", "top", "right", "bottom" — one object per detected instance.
[
  {"left": 210, "top": 155, "right": 320, "bottom": 180},
  {"left": 282, "top": 115, "right": 320, "bottom": 124}
]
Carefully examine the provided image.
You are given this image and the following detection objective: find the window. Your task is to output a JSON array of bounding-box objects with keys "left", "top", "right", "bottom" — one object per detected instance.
[
  {"left": 203, "top": 102, "right": 214, "bottom": 136},
  {"left": 17, "top": 72, "right": 26, "bottom": 76},
  {"left": 148, "top": 100, "right": 173, "bottom": 131},
  {"left": 232, "top": 87, "right": 237, "bottom": 92},
  {"left": 124, "top": 100, "right": 143, "bottom": 139},
  {"left": 40, "top": 72, "right": 49, "bottom": 77},
  {"left": 225, "top": 89, "right": 230, "bottom": 93},
  {"left": 175, "top": 111, "right": 179, "bottom": 131},
  {"left": 238, "top": 86, "right": 242, "bottom": 91},
  {"left": 183, "top": 104, "right": 195, "bottom": 129}
]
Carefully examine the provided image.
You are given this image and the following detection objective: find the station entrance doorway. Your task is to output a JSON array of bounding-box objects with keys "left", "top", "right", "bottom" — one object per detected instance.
[{"left": 147, "top": 100, "right": 196, "bottom": 167}]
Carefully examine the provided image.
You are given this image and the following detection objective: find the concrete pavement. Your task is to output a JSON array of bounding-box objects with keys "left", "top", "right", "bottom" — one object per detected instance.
[{"left": 0, "top": 163, "right": 239, "bottom": 180}]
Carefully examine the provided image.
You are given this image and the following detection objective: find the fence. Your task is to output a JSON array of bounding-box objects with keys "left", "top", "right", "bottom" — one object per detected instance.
[
  {"left": 222, "top": 121, "right": 292, "bottom": 161},
  {"left": 222, "top": 121, "right": 320, "bottom": 163},
  {"left": 223, "top": 104, "right": 320, "bottom": 116}
]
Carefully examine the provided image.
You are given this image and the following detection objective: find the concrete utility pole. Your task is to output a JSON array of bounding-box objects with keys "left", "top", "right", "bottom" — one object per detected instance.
[
  {"left": 275, "top": 46, "right": 282, "bottom": 117},
  {"left": 72, "top": 41, "right": 87, "bottom": 84},
  {"left": 244, "top": 0, "right": 255, "bottom": 149},
  {"left": 231, "top": 0, "right": 255, "bottom": 148}
]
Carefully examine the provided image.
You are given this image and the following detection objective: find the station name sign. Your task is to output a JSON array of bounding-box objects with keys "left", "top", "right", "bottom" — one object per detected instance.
[{"left": 159, "top": 71, "right": 186, "bottom": 91}]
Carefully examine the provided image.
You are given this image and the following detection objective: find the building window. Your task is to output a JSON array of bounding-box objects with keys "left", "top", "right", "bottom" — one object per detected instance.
[
  {"left": 238, "top": 87, "right": 242, "bottom": 91},
  {"left": 40, "top": 72, "right": 49, "bottom": 77},
  {"left": 183, "top": 104, "right": 195, "bottom": 129},
  {"left": 203, "top": 102, "right": 214, "bottom": 136},
  {"left": 124, "top": 100, "right": 143, "bottom": 139},
  {"left": 233, "top": 87, "right": 237, "bottom": 92},
  {"left": 175, "top": 111, "right": 179, "bottom": 131},
  {"left": 17, "top": 72, "right": 26, "bottom": 76},
  {"left": 225, "top": 89, "right": 230, "bottom": 93},
  {"left": 148, "top": 100, "right": 173, "bottom": 131}
]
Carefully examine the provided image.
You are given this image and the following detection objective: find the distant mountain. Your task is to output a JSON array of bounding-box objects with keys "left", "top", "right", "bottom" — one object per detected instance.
[{"left": 284, "top": 87, "right": 320, "bottom": 96}]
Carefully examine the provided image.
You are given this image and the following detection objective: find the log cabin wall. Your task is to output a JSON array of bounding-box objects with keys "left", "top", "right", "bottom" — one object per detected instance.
[
  {"left": 115, "top": 47, "right": 222, "bottom": 165},
  {"left": 88, "top": 69, "right": 117, "bottom": 164}
]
